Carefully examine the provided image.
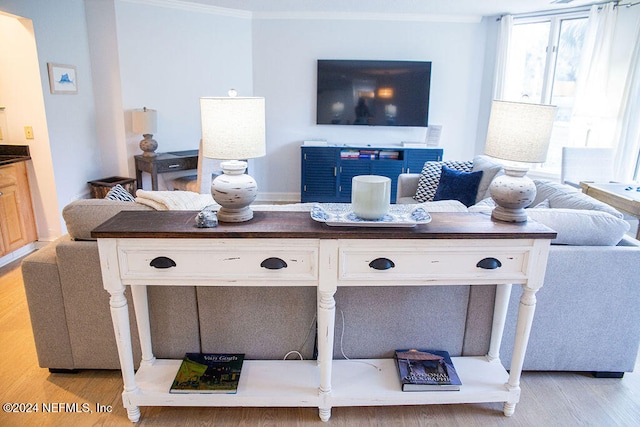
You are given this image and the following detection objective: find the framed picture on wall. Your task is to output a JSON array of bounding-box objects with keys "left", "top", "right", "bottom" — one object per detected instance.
[{"left": 47, "top": 63, "right": 78, "bottom": 94}]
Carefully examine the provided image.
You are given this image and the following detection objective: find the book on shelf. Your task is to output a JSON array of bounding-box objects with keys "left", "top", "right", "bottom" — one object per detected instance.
[
  {"left": 340, "top": 149, "right": 360, "bottom": 159},
  {"left": 378, "top": 150, "right": 400, "bottom": 159},
  {"left": 395, "top": 349, "right": 462, "bottom": 391},
  {"left": 170, "top": 353, "right": 245, "bottom": 394}
]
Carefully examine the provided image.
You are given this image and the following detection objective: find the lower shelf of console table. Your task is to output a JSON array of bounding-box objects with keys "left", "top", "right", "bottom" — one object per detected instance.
[{"left": 130, "top": 357, "right": 511, "bottom": 410}]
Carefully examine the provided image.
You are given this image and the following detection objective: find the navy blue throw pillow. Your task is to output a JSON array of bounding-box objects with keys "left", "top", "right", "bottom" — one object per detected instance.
[{"left": 433, "top": 165, "right": 483, "bottom": 207}]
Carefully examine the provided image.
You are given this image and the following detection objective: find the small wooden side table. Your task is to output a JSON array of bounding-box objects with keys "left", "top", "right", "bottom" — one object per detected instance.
[
  {"left": 580, "top": 181, "right": 640, "bottom": 239},
  {"left": 134, "top": 149, "right": 198, "bottom": 190}
]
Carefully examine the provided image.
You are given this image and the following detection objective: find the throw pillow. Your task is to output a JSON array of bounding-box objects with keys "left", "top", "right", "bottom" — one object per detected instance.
[
  {"left": 433, "top": 166, "right": 484, "bottom": 207},
  {"left": 471, "top": 155, "right": 504, "bottom": 203},
  {"left": 532, "top": 180, "right": 623, "bottom": 218},
  {"left": 414, "top": 160, "right": 473, "bottom": 203},
  {"left": 526, "top": 208, "right": 630, "bottom": 246},
  {"left": 105, "top": 184, "right": 135, "bottom": 202}
]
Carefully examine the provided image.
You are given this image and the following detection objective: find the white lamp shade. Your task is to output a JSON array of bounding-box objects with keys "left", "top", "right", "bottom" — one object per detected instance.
[
  {"left": 484, "top": 100, "right": 557, "bottom": 163},
  {"left": 200, "top": 97, "right": 266, "bottom": 160},
  {"left": 132, "top": 108, "right": 158, "bottom": 134}
]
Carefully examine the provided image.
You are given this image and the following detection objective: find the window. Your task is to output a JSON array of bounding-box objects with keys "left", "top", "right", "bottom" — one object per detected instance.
[{"left": 502, "top": 13, "right": 589, "bottom": 175}]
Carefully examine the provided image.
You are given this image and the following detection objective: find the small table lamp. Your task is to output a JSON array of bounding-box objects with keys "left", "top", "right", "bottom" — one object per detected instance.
[
  {"left": 132, "top": 107, "right": 158, "bottom": 157},
  {"left": 200, "top": 92, "right": 266, "bottom": 222},
  {"left": 484, "top": 100, "right": 557, "bottom": 222}
]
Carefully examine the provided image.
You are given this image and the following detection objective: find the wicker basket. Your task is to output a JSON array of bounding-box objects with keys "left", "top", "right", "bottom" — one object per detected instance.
[{"left": 88, "top": 176, "right": 136, "bottom": 199}]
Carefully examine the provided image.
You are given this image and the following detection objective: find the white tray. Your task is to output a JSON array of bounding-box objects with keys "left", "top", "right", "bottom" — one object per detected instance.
[{"left": 310, "top": 203, "right": 431, "bottom": 227}]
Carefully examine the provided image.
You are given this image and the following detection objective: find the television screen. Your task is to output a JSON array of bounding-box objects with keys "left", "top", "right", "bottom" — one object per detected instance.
[{"left": 316, "top": 60, "right": 431, "bottom": 127}]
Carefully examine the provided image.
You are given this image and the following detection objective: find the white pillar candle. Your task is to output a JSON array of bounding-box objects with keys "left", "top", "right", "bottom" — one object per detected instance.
[{"left": 351, "top": 175, "right": 391, "bottom": 220}]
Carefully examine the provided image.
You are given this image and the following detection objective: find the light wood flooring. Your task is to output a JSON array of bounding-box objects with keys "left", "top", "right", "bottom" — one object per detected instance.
[{"left": 1, "top": 258, "right": 639, "bottom": 427}]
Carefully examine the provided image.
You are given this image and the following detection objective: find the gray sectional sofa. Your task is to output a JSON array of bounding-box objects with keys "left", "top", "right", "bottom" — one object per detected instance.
[{"left": 21, "top": 159, "right": 640, "bottom": 375}]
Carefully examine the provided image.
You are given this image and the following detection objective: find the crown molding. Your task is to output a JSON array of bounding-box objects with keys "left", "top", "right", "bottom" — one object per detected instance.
[
  {"left": 253, "top": 11, "right": 482, "bottom": 23},
  {"left": 121, "top": 0, "right": 252, "bottom": 19},
  {"left": 120, "top": 1, "right": 482, "bottom": 23}
]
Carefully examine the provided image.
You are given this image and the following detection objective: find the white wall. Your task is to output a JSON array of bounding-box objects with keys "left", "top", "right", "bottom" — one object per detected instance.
[
  {"left": 114, "top": 0, "right": 254, "bottom": 187},
  {"left": 251, "top": 16, "right": 490, "bottom": 200},
  {"left": 0, "top": 0, "right": 107, "bottom": 240},
  {"left": 17, "top": 1, "right": 100, "bottom": 205}
]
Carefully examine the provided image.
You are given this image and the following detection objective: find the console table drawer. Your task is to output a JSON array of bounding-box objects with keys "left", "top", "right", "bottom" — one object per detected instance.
[
  {"left": 115, "top": 239, "right": 319, "bottom": 284},
  {"left": 154, "top": 157, "right": 198, "bottom": 173},
  {"left": 338, "top": 241, "right": 529, "bottom": 283}
]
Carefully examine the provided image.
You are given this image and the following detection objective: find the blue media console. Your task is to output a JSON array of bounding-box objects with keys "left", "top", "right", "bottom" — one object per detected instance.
[{"left": 300, "top": 145, "right": 443, "bottom": 203}]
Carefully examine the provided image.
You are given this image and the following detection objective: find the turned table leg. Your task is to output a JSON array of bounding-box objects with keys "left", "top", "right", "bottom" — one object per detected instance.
[
  {"left": 504, "top": 285, "right": 538, "bottom": 416},
  {"left": 107, "top": 285, "right": 141, "bottom": 422}
]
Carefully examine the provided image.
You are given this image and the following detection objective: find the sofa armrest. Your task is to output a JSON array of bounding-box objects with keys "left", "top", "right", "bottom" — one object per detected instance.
[
  {"left": 21, "top": 236, "right": 75, "bottom": 369},
  {"left": 502, "top": 243, "right": 640, "bottom": 372},
  {"left": 397, "top": 173, "right": 420, "bottom": 202}
]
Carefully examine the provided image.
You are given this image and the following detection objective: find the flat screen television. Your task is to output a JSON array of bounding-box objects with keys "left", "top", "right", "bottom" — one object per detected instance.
[{"left": 316, "top": 60, "right": 431, "bottom": 127}]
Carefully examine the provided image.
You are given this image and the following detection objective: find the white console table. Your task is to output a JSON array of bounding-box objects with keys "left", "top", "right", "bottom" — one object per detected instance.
[{"left": 93, "top": 210, "right": 555, "bottom": 422}]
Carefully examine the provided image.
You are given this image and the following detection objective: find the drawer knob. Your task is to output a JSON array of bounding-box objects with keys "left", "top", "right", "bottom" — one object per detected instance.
[
  {"left": 150, "top": 256, "right": 177, "bottom": 269},
  {"left": 369, "top": 258, "right": 395, "bottom": 270},
  {"left": 476, "top": 257, "right": 502, "bottom": 270},
  {"left": 260, "top": 257, "right": 288, "bottom": 270}
]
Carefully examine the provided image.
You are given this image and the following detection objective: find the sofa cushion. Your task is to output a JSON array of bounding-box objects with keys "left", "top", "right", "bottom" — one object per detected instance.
[
  {"left": 469, "top": 198, "right": 630, "bottom": 246},
  {"left": 414, "top": 160, "right": 473, "bottom": 203},
  {"left": 533, "top": 180, "right": 624, "bottom": 218},
  {"left": 433, "top": 166, "right": 483, "bottom": 207},
  {"left": 62, "top": 199, "right": 153, "bottom": 241},
  {"left": 471, "top": 155, "right": 503, "bottom": 203},
  {"left": 526, "top": 208, "right": 630, "bottom": 246}
]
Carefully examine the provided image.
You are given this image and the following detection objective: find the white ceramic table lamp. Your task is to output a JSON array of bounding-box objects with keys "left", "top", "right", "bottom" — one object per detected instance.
[
  {"left": 484, "top": 100, "right": 557, "bottom": 222},
  {"left": 200, "top": 92, "right": 266, "bottom": 222},
  {"left": 132, "top": 107, "right": 158, "bottom": 157}
]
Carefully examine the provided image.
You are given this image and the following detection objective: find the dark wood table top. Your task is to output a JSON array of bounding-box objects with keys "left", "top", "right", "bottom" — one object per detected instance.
[
  {"left": 133, "top": 149, "right": 199, "bottom": 162},
  {"left": 91, "top": 210, "right": 557, "bottom": 240}
]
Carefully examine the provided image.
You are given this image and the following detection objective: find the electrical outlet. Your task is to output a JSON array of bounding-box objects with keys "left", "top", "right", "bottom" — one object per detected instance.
[{"left": 24, "top": 126, "right": 34, "bottom": 139}]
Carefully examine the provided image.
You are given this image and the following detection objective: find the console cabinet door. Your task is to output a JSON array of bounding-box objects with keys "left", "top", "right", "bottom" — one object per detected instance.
[
  {"left": 301, "top": 147, "right": 339, "bottom": 202},
  {"left": 371, "top": 160, "right": 404, "bottom": 203},
  {"left": 404, "top": 148, "right": 443, "bottom": 174},
  {"left": 0, "top": 162, "right": 37, "bottom": 256},
  {"left": 338, "top": 160, "right": 370, "bottom": 202}
]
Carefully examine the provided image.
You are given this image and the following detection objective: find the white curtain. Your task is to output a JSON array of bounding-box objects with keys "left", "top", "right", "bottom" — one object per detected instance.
[
  {"left": 613, "top": 16, "right": 640, "bottom": 181},
  {"left": 492, "top": 15, "right": 513, "bottom": 100},
  {"left": 569, "top": 3, "right": 618, "bottom": 148}
]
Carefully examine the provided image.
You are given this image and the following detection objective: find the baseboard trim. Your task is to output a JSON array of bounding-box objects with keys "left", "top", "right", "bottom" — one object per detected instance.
[
  {"left": 255, "top": 192, "right": 301, "bottom": 204},
  {"left": 0, "top": 243, "right": 37, "bottom": 269}
]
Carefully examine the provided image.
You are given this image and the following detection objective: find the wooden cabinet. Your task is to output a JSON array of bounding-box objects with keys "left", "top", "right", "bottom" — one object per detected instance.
[
  {"left": 300, "top": 146, "right": 443, "bottom": 203},
  {"left": 0, "top": 162, "right": 37, "bottom": 256}
]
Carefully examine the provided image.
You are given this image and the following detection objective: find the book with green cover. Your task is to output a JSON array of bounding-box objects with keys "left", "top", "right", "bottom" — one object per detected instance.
[
  {"left": 170, "top": 353, "right": 245, "bottom": 394},
  {"left": 395, "top": 349, "right": 461, "bottom": 391}
]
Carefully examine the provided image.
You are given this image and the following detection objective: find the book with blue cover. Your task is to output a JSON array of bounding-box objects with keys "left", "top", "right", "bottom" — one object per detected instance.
[{"left": 395, "top": 349, "right": 461, "bottom": 391}]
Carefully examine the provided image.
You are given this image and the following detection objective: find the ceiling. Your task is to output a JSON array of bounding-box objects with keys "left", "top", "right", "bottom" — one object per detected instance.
[{"left": 183, "top": 0, "right": 596, "bottom": 17}]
